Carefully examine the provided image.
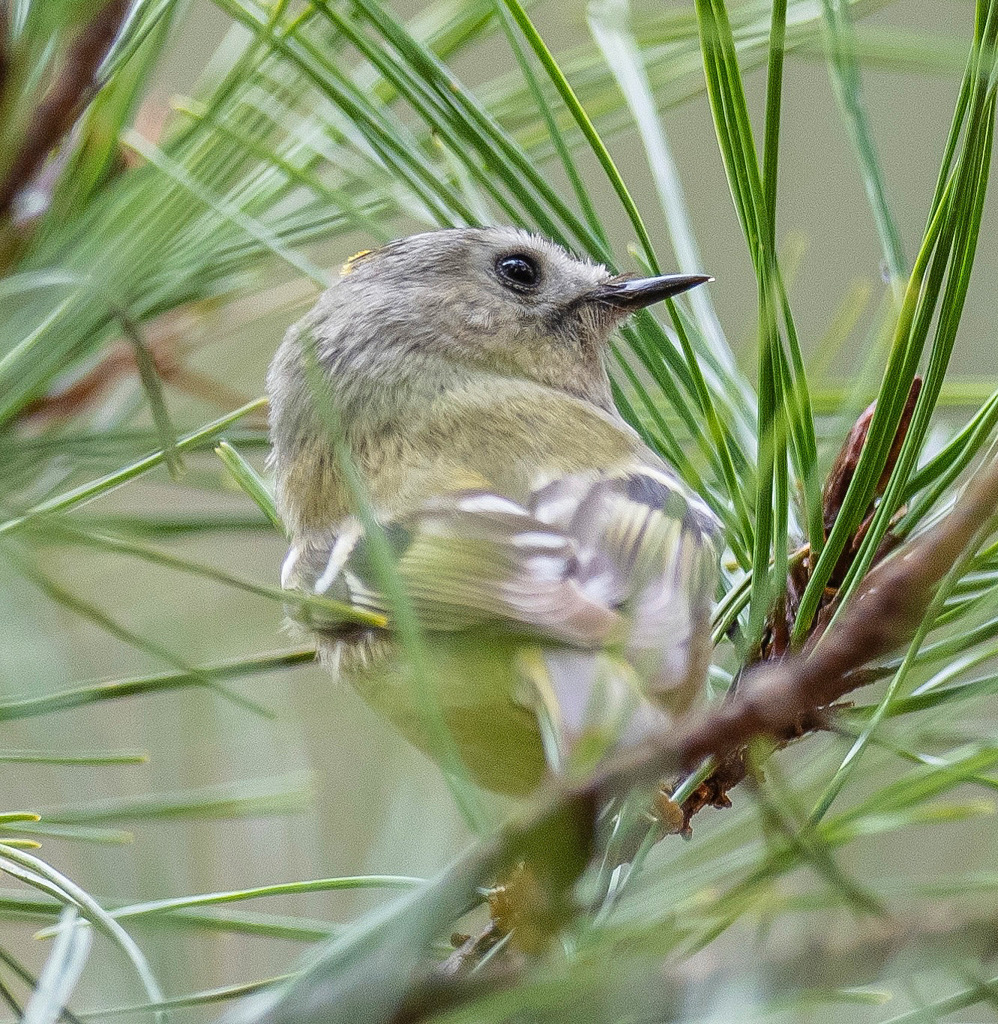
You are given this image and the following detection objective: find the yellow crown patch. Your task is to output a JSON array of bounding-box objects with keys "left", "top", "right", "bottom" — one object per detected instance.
[{"left": 339, "top": 249, "right": 374, "bottom": 276}]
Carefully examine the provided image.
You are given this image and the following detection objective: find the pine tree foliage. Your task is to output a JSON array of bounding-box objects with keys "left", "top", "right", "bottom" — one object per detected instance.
[{"left": 2, "top": 1, "right": 998, "bottom": 1021}]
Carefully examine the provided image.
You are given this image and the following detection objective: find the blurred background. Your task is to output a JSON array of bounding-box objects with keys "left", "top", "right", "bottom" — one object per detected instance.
[{"left": 2, "top": 0, "right": 997, "bottom": 1020}]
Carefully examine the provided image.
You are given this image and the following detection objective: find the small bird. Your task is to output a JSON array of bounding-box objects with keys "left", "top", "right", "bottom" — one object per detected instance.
[{"left": 268, "top": 227, "right": 719, "bottom": 797}]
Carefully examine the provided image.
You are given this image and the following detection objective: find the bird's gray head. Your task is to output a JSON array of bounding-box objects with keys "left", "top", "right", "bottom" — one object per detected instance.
[{"left": 272, "top": 226, "right": 708, "bottom": 426}]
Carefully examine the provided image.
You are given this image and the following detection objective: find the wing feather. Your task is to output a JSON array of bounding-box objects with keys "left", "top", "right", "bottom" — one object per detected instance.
[{"left": 282, "top": 465, "right": 719, "bottom": 708}]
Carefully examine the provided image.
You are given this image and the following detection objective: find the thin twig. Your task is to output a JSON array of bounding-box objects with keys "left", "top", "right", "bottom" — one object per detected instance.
[{"left": 0, "top": 0, "right": 130, "bottom": 221}]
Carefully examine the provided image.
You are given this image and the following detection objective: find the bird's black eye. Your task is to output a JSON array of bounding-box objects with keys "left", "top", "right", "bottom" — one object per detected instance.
[{"left": 495, "top": 253, "right": 541, "bottom": 291}]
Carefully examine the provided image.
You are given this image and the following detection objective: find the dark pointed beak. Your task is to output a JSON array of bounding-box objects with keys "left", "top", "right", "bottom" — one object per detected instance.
[{"left": 591, "top": 272, "right": 712, "bottom": 310}]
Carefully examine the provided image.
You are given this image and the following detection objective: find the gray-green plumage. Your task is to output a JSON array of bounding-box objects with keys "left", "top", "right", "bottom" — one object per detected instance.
[{"left": 268, "top": 227, "right": 718, "bottom": 795}]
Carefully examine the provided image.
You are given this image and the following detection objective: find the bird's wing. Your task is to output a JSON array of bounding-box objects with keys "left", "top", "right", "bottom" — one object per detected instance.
[
  {"left": 527, "top": 465, "right": 719, "bottom": 716},
  {"left": 282, "top": 464, "right": 719, "bottom": 694},
  {"left": 282, "top": 489, "right": 621, "bottom": 647}
]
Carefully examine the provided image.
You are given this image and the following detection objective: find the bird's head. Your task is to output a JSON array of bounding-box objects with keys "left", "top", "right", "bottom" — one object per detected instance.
[{"left": 292, "top": 227, "right": 710, "bottom": 412}]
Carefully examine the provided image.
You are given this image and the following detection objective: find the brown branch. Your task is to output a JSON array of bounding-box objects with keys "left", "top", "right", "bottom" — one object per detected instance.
[
  {"left": 693, "top": 381, "right": 924, "bottom": 823},
  {"left": 822, "top": 378, "right": 922, "bottom": 537},
  {"left": 667, "top": 456, "right": 998, "bottom": 778},
  {"left": 18, "top": 316, "right": 263, "bottom": 429},
  {"left": 16, "top": 280, "right": 314, "bottom": 428},
  {"left": 0, "top": 0, "right": 130, "bottom": 221},
  {"left": 0, "top": 29, "right": 8, "bottom": 112},
  {"left": 411, "top": 906, "right": 998, "bottom": 1024}
]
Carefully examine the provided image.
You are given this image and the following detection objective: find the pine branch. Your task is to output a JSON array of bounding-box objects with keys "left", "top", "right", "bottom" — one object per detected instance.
[{"left": 235, "top": 452, "right": 998, "bottom": 1024}]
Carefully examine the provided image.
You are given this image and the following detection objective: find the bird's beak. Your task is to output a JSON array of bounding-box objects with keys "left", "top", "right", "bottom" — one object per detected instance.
[{"left": 591, "top": 272, "right": 712, "bottom": 310}]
